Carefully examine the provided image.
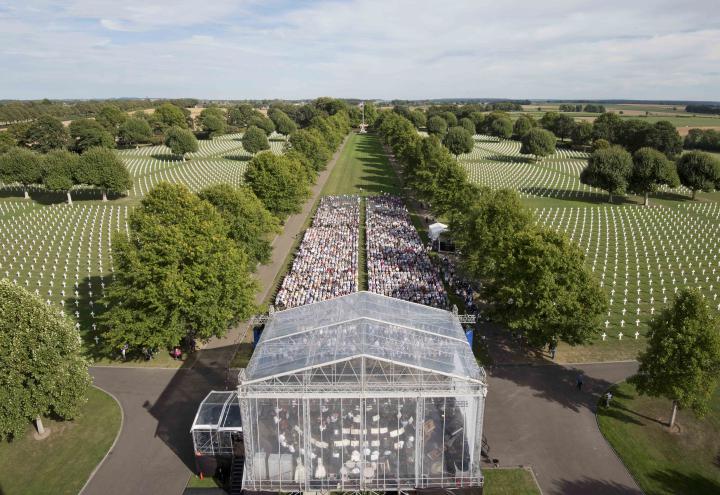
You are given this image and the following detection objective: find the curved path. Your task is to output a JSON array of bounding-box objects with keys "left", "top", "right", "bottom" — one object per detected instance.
[
  {"left": 84, "top": 135, "right": 643, "bottom": 495},
  {"left": 484, "top": 361, "right": 642, "bottom": 494}
]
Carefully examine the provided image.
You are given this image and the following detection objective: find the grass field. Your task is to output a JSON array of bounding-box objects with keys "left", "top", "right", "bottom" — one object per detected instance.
[
  {"left": 483, "top": 468, "right": 542, "bottom": 495},
  {"left": 598, "top": 382, "right": 720, "bottom": 495},
  {"left": 321, "top": 132, "right": 401, "bottom": 197},
  {"left": 0, "top": 132, "right": 284, "bottom": 365},
  {"left": 457, "top": 133, "right": 720, "bottom": 363},
  {"left": 0, "top": 386, "right": 121, "bottom": 495}
]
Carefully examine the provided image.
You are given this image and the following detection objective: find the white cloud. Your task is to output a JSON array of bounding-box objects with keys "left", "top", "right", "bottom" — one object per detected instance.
[{"left": 0, "top": 0, "right": 718, "bottom": 99}]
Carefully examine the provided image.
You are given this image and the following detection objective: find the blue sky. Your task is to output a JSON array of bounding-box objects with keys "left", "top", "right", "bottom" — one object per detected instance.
[{"left": 1, "top": 0, "right": 719, "bottom": 100}]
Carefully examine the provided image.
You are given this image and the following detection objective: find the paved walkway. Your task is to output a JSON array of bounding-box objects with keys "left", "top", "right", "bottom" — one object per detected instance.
[
  {"left": 83, "top": 137, "right": 350, "bottom": 495},
  {"left": 484, "top": 361, "right": 642, "bottom": 494}
]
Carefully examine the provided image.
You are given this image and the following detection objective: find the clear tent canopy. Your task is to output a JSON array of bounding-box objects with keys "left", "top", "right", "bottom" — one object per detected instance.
[
  {"left": 238, "top": 291, "right": 487, "bottom": 492},
  {"left": 244, "top": 290, "right": 483, "bottom": 386},
  {"left": 191, "top": 391, "right": 242, "bottom": 456}
]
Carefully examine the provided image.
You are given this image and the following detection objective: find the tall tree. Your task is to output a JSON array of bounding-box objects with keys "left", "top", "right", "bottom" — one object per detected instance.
[
  {"left": 77, "top": 147, "right": 132, "bottom": 201},
  {"left": 248, "top": 115, "right": 275, "bottom": 135},
  {"left": 244, "top": 152, "right": 309, "bottom": 219},
  {"left": 198, "top": 107, "right": 226, "bottom": 138},
  {"left": 69, "top": 118, "right": 115, "bottom": 153},
  {"left": 410, "top": 110, "right": 427, "bottom": 129},
  {"left": 100, "top": 182, "right": 257, "bottom": 351},
  {"left": 25, "top": 115, "right": 69, "bottom": 153},
  {"left": 269, "top": 109, "right": 297, "bottom": 136},
  {"left": 443, "top": 126, "right": 474, "bottom": 158},
  {"left": 580, "top": 146, "right": 633, "bottom": 202},
  {"left": 154, "top": 103, "right": 188, "bottom": 129},
  {"left": 242, "top": 126, "right": 270, "bottom": 155},
  {"left": 458, "top": 117, "right": 476, "bottom": 135},
  {"left": 0, "top": 131, "right": 17, "bottom": 153},
  {"left": 441, "top": 111, "right": 458, "bottom": 127},
  {"left": 552, "top": 114, "right": 576, "bottom": 141},
  {"left": 118, "top": 117, "right": 152, "bottom": 147},
  {"left": 592, "top": 112, "right": 623, "bottom": 143},
  {"left": 199, "top": 184, "right": 281, "bottom": 266},
  {"left": 0, "top": 147, "right": 43, "bottom": 199},
  {"left": 647, "top": 120, "right": 683, "bottom": 158},
  {"left": 520, "top": 128, "right": 557, "bottom": 160},
  {"left": 363, "top": 102, "right": 378, "bottom": 126},
  {"left": 227, "top": 104, "right": 259, "bottom": 128},
  {"left": 571, "top": 121, "right": 593, "bottom": 147},
  {"left": 427, "top": 115, "right": 448, "bottom": 137},
  {"left": 96, "top": 105, "right": 127, "bottom": 136},
  {"left": 490, "top": 117, "right": 513, "bottom": 140},
  {"left": 513, "top": 115, "right": 535, "bottom": 139},
  {"left": 0, "top": 280, "right": 91, "bottom": 440},
  {"left": 288, "top": 129, "right": 330, "bottom": 173},
  {"left": 676, "top": 151, "right": 720, "bottom": 200},
  {"left": 451, "top": 188, "right": 533, "bottom": 281},
  {"left": 42, "top": 149, "right": 80, "bottom": 204},
  {"left": 629, "top": 289, "right": 720, "bottom": 429},
  {"left": 629, "top": 147, "right": 680, "bottom": 206},
  {"left": 164, "top": 126, "right": 199, "bottom": 160},
  {"left": 486, "top": 227, "right": 608, "bottom": 348}
]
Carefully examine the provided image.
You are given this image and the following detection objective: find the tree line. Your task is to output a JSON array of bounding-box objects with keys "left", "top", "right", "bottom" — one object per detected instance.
[
  {"left": 684, "top": 128, "right": 720, "bottom": 152},
  {"left": 374, "top": 110, "right": 720, "bottom": 427},
  {"left": 685, "top": 104, "right": 720, "bottom": 115},
  {"left": 374, "top": 110, "right": 608, "bottom": 351},
  {"left": 0, "top": 99, "right": 354, "bottom": 440},
  {"left": 387, "top": 103, "right": 720, "bottom": 203},
  {"left": 99, "top": 103, "right": 352, "bottom": 353},
  {"left": 0, "top": 98, "right": 197, "bottom": 125},
  {"left": 558, "top": 103, "right": 606, "bottom": 113},
  {"left": 0, "top": 147, "right": 131, "bottom": 202}
]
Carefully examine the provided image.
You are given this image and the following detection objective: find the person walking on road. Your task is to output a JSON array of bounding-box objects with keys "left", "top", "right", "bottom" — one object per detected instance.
[{"left": 576, "top": 373, "right": 584, "bottom": 391}]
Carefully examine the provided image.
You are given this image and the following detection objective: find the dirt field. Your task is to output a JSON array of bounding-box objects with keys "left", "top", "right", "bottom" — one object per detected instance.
[{"left": 677, "top": 125, "right": 720, "bottom": 136}]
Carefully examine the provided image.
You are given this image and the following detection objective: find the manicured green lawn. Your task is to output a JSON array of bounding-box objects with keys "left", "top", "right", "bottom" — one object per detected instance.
[
  {"left": 483, "top": 468, "right": 542, "bottom": 495},
  {"left": 187, "top": 473, "right": 224, "bottom": 488},
  {"left": 321, "top": 132, "right": 401, "bottom": 197},
  {"left": 0, "top": 386, "right": 122, "bottom": 495},
  {"left": 598, "top": 382, "right": 720, "bottom": 495}
]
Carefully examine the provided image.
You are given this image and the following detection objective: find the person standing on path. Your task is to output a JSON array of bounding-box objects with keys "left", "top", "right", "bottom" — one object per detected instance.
[{"left": 576, "top": 373, "right": 584, "bottom": 391}]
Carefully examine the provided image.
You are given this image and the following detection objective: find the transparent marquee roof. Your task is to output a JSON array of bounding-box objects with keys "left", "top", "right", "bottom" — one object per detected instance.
[{"left": 245, "top": 291, "right": 484, "bottom": 384}]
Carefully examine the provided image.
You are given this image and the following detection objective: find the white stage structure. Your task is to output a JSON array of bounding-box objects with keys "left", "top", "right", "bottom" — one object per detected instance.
[{"left": 237, "top": 291, "right": 487, "bottom": 492}]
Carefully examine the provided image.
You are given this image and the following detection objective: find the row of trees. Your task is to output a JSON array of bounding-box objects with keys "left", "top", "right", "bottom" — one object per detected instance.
[
  {"left": 2, "top": 101, "right": 206, "bottom": 154},
  {"left": 375, "top": 110, "right": 720, "bottom": 429},
  {"left": 0, "top": 147, "right": 131, "bottom": 202},
  {"left": 0, "top": 99, "right": 354, "bottom": 440},
  {"left": 581, "top": 146, "right": 720, "bottom": 203},
  {"left": 98, "top": 105, "right": 352, "bottom": 353},
  {"left": 684, "top": 128, "right": 720, "bottom": 152},
  {"left": 0, "top": 98, "right": 197, "bottom": 125},
  {"left": 374, "top": 110, "right": 608, "bottom": 349},
  {"left": 558, "top": 103, "right": 606, "bottom": 113}
]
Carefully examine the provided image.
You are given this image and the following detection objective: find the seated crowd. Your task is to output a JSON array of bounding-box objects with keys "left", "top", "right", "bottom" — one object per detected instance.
[
  {"left": 366, "top": 195, "right": 448, "bottom": 309},
  {"left": 275, "top": 195, "right": 360, "bottom": 309}
]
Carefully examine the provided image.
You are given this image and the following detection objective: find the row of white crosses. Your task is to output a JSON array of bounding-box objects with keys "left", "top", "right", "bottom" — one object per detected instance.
[
  {"left": 0, "top": 200, "right": 31, "bottom": 217},
  {"left": 0, "top": 203, "right": 128, "bottom": 338},
  {"left": 462, "top": 160, "right": 604, "bottom": 199},
  {"left": 457, "top": 134, "right": 692, "bottom": 201},
  {"left": 117, "top": 132, "right": 287, "bottom": 159},
  {"left": 129, "top": 159, "right": 247, "bottom": 197},
  {"left": 535, "top": 203, "right": 720, "bottom": 341},
  {"left": 467, "top": 135, "right": 589, "bottom": 160}
]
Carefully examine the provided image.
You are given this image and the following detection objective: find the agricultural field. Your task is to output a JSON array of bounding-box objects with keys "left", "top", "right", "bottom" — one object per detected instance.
[
  {"left": 0, "top": 132, "right": 287, "bottom": 357},
  {"left": 515, "top": 104, "right": 720, "bottom": 133},
  {"left": 460, "top": 134, "right": 720, "bottom": 361}
]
